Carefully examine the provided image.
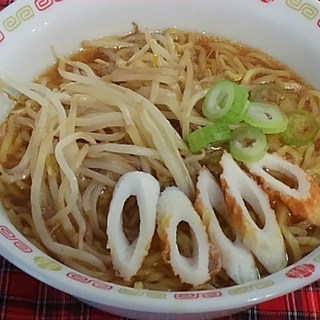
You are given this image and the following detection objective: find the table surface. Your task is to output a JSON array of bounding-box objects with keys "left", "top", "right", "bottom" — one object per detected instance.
[{"left": 0, "top": 0, "right": 320, "bottom": 319}]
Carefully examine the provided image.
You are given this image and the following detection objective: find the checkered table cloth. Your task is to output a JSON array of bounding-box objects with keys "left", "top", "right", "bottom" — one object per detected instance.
[{"left": 1, "top": 0, "right": 320, "bottom": 319}]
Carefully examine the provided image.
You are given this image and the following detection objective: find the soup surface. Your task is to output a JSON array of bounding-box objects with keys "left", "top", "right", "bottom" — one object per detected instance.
[{"left": 1, "top": 26, "right": 320, "bottom": 291}]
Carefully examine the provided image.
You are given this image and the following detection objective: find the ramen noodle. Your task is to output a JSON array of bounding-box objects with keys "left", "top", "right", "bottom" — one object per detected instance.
[{"left": 1, "top": 26, "right": 320, "bottom": 291}]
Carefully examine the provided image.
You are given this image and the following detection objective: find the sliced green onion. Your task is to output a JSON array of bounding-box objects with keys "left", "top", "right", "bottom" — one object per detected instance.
[
  {"left": 279, "top": 93, "right": 299, "bottom": 113},
  {"left": 187, "top": 121, "right": 231, "bottom": 153},
  {"left": 202, "top": 80, "right": 249, "bottom": 123},
  {"left": 243, "top": 102, "right": 288, "bottom": 134},
  {"left": 250, "top": 83, "right": 298, "bottom": 113},
  {"left": 229, "top": 125, "right": 268, "bottom": 163},
  {"left": 250, "top": 83, "right": 285, "bottom": 104},
  {"left": 280, "top": 110, "right": 319, "bottom": 147}
]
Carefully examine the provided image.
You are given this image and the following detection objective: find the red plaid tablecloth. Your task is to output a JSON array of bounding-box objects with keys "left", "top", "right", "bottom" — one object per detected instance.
[{"left": 1, "top": 0, "right": 320, "bottom": 319}]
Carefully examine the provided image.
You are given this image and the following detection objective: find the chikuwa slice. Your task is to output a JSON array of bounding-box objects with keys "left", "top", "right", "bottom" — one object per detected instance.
[
  {"left": 157, "top": 186, "right": 221, "bottom": 287},
  {"left": 220, "top": 152, "right": 287, "bottom": 274},
  {"left": 106, "top": 171, "right": 160, "bottom": 280},
  {"left": 194, "top": 168, "right": 259, "bottom": 284},
  {"left": 245, "top": 152, "right": 320, "bottom": 226}
]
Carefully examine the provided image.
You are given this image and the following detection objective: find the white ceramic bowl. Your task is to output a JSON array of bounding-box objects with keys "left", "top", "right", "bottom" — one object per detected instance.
[{"left": 1, "top": 0, "right": 320, "bottom": 319}]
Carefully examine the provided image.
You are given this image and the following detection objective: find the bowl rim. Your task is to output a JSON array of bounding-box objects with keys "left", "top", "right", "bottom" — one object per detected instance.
[{"left": 1, "top": 217, "right": 320, "bottom": 314}]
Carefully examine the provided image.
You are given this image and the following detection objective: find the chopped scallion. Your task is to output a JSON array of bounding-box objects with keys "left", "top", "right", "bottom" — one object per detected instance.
[
  {"left": 202, "top": 80, "right": 249, "bottom": 123},
  {"left": 250, "top": 83, "right": 298, "bottom": 113},
  {"left": 192, "top": 79, "right": 314, "bottom": 162},
  {"left": 243, "top": 102, "right": 288, "bottom": 134},
  {"left": 187, "top": 122, "right": 231, "bottom": 153},
  {"left": 229, "top": 125, "right": 268, "bottom": 163},
  {"left": 250, "top": 83, "right": 285, "bottom": 104},
  {"left": 280, "top": 110, "right": 318, "bottom": 147}
]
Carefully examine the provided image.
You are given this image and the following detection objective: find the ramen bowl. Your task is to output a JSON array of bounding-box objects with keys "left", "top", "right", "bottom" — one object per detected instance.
[{"left": 1, "top": 0, "right": 320, "bottom": 319}]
